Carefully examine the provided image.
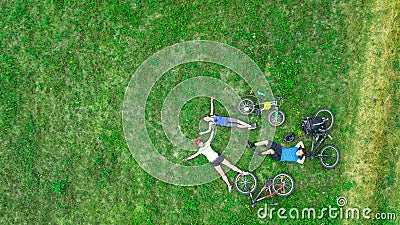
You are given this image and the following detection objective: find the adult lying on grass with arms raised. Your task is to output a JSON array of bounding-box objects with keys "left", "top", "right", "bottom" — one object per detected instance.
[
  {"left": 200, "top": 97, "right": 256, "bottom": 135},
  {"left": 247, "top": 140, "right": 306, "bottom": 164},
  {"left": 183, "top": 127, "right": 249, "bottom": 192}
]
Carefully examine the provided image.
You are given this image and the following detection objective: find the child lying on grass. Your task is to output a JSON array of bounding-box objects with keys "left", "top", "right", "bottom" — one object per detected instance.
[{"left": 200, "top": 97, "right": 256, "bottom": 135}]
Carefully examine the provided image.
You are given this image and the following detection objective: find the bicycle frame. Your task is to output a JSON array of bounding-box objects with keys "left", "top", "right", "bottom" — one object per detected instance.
[
  {"left": 270, "top": 99, "right": 279, "bottom": 115},
  {"left": 242, "top": 94, "right": 279, "bottom": 113},
  {"left": 238, "top": 92, "right": 285, "bottom": 126},
  {"left": 309, "top": 132, "right": 332, "bottom": 157},
  {"left": 245, "top": 179, "right": 284, "bottom": 206}
]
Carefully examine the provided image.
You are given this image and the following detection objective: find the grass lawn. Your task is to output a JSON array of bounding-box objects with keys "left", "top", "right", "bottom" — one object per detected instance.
[{"left": 1, "top": 0, "right": 399, "bottom": 224}]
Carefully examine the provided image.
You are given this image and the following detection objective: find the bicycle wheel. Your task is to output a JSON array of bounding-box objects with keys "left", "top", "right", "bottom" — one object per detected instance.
[
  {"left": 267, "top": 109, "right": 285, "bottom": 126},
  {"left": 272, "top": 173, "right": 294, "bottom": 197},
  {"left": 318, "top": 145, "right": 340, "bottom": 169},
  {"left": 238, "top": 98, "right": 255, "bottom": 115},
  {"left": 233, "top": 172, "right": 258, "bottom": 195},
  {"left": 313, "top": 108, "right": 334, "bottom": 132}
]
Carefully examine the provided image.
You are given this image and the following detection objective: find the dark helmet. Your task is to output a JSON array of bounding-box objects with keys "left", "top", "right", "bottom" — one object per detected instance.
[{"left": 284, "top": 134, "right": 295, "bottom": 142}]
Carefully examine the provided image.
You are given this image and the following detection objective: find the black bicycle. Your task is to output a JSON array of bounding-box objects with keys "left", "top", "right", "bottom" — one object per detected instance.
[
  {"left": 233, "top": 172, "right": 294, "bottom": 208},
  {"left": 301, "top": 108, "right": 340, "bottom": 169}
]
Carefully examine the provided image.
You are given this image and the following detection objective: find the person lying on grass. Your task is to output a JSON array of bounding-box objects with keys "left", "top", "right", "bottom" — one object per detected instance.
[
  {"left": 246, "top": 140, "right": 306, "bottom": 164},
  {"left": 200, "top": 97, "right": 256, "bottom": 135},
  {"left": 183, "top": 127, "right": 249, "bottom": 192}
]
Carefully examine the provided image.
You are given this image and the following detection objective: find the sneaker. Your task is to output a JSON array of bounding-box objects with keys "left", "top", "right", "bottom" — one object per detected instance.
[
  {"left": 246, "top": 140, "right": 255, "bottom": 148},
  {"left": 253, "top": 151, "right": 263, "bottom": 156},
  {"left": 228, "top": 184, "right": 232, "bottom": 193},
  {"left": 248, "top": 123, "right": 256, "bottom": 130}
]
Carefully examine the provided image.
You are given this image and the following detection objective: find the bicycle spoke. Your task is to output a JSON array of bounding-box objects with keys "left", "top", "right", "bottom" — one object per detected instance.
[
  {"left": 284, "top": 182, "right": 292, "bottom": 191},
  {"left": 272, "top": 173, "right": 294, "bottom": 197},
  {"left": 319, "top": 145, "right": 340, "bottom": 169},
  {"left": 238, "top": 99, "right": 255, "bottom": 115},
  {"left": 268, "top": 110, "right": 285, "bottom": 126},
  {"left": 313, "top": 108, "right": 334, "bottom": 132},
  {"left": 234, "top": 172, "right": 258, "bottom": 195},
  {"left": 238, "top": 176, "right": 254, "bottom": 191}
]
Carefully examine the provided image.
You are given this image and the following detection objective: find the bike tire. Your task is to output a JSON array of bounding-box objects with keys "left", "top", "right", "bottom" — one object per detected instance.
[
  {"left": 313, "top": 108, "right": 334, "bottom": 132},
  {"left": 319, "top": 145, "right": 340, "bottom": 169},
  {"left": 233, "top": 172, "right": 258, "bottom": 195},
  {"left": 272, "top": 173, "right": 294, "bottom": 197},
  {"left": 267, "top": 109, "right": 285, "bottom": 127},
  {"left": 238, "top": 98, "right": 255, "bottom": 115}
]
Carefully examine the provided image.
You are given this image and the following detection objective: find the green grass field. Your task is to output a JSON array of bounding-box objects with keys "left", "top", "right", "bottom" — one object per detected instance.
[{"left": 1, "top": 0, "right": 399, "bottom": 224}]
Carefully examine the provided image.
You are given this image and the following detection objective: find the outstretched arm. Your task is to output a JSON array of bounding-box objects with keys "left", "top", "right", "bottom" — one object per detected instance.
[
  {"left": 183, "top": 151, "right": 201, "bottom": 162},
  {"left": 199, "top": 122, "right": 213, "bottom": 135},
  {"left": 210, "top": 97, "right": 214, "bottom": 115},
  {"left": 205, "top": 126, "right": 216, "bottom": 145}
]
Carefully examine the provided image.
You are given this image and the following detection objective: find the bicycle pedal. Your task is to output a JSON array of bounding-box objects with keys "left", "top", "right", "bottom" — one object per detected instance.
[{"left": 271, "top": 203, "right": 278, "bottom": 206}]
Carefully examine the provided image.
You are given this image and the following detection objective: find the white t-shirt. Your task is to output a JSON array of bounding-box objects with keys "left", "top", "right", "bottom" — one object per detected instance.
[{"left": 199, "top": 145, "right": 219, "bottom": 162}]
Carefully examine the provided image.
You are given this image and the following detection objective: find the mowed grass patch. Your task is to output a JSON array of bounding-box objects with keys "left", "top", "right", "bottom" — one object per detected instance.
[{"left": 341, "top": 0, "right": 400, "bottom": 223}]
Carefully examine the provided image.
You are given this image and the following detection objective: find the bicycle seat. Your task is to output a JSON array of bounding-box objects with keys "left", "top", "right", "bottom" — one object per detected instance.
[
  {"left": 257, "top": 91, "right": 266, "bottom": 96},
  {"left": 265, "top": 177, "right": 272, "bottom": 187}
]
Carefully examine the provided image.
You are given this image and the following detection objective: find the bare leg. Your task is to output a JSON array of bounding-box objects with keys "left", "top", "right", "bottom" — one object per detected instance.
[
  {"left": 252, "top": 140, "right": 274, "bottom": 156},
  {"left": 236, "top": 119, "right": 251, "bottom": 127},
  {"left": 236, "top": 124, "right": 249, "bottom": 129},
  {"left": 262, "top": 149, "right": 275, "bottom": 155},
  {"left": 221, "top": 159, "right": 244, "bottom": 174},
  {"left": 255, "top": 140, "right": 270, "bottom": 147},
  {"left": 214, "top": 165, "right": 231, "bottom": 188}
]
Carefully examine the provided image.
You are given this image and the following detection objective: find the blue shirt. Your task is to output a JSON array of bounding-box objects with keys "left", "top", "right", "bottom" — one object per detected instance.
[
  {"left": 211, "top": 116, "right": 225, "bottom": 126},
  {"left": 280, "top": 146, "right": 300, "bottom": 162}
]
